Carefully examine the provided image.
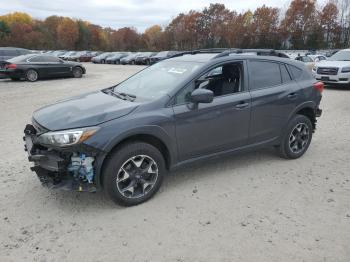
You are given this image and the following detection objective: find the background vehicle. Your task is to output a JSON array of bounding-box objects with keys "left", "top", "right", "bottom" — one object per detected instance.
[
  {"left": 23, "top": 49, "right": 322, "bottom": 206},
  {"left": 50, "top": 50, "right": 67, "bottom": 57},
  {"left": 91, "top": 52, "right": 115, "bottom": 64},
  {"left": 308, "top": 55, "right": 327, "bottom": 62},
  {"left": 149, "top": 50, "right": 180, "bottom": 64},
  {"left": 106, "top": 53, "right": 129, "bottom": 64},
  {"left": 0, "top": 47, "right": 31, "bottom": 63},
  {"left": 135, "top": 52, "right": 156, "bottom": 65},
  {"left": 295, "top": 55, "right": 315, "bottom": 70},
  {"left": 78, "top": 51, "right": 101, "bottom": 62},
  {"left": 313, "top": 48, "right": 350, "bottom": 87},
  {"left": 0, "top": 54, "right": 86, "bottom": 82},
  {"left": 59, "top": 51, "right": 76, "bottom": 60},
  {"left": 68, "top": 51, "right": 89, "bottom": 62},
  {"left": 120, "top": 53, "right": 142, "bottom": 65},
  {"left": 0, "top": 47, "right": 32, "bottom": 78}
]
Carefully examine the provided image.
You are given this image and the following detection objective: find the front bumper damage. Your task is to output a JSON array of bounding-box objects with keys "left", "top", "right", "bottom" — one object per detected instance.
[{"left": 24, "top": 124, "right": 102, "bottom": 192}]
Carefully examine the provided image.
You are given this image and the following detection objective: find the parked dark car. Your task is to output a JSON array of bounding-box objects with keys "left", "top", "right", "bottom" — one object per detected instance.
[
  {"left": 106, "top": 53, "right": 129, "bottom": 64},
  {"left": 67, "top": 51, "right": 89, "bottom": 62},
  {"left": 0, "top": 47, "right": 31, "bottom": 63},
  {"left": 149, "top": 50, "right": 180, "bottom": 64},
  {"left": 91, "top": 52, "right": 115, "bottom": 64},
  {"left": 135, "top": 52, "right": 157, "bottom": 65},
  {"left": 120, "top": 53, "right": 141, "bottom": 65},
  {"left": 0, "top": 54, "right": 86, "bottom": 82},
  {"left": 23, "top": 50, "right": 323, "bottom": 206},
  {"left": 0, "top": 47, "right": 31, "bottom": 78}
]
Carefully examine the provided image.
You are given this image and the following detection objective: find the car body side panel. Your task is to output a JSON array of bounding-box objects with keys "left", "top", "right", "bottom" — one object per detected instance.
[
  {"left": 248, "top": 82, "right": 300, "bottom": 144},
  {"left": 173, "top": 91, "right": 252, "bottom": 161},
  {"left": 84, "top": 106, "right": 178, "bottom": 165}
]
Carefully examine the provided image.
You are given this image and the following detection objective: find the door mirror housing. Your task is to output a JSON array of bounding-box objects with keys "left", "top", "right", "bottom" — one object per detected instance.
[{"left": 190, "top": 88, "right": 214, "bottom": 104}]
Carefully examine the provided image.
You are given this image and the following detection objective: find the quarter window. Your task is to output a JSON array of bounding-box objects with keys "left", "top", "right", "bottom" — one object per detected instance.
[
  {"left": 249, "top": 61, "right": 281, "bottom": 90},
  {"left": 280, "top": 64, "right": 292, "bottom": 83},
  {"left": 289, "top": 65, "right": 303, "bottom": 80}
]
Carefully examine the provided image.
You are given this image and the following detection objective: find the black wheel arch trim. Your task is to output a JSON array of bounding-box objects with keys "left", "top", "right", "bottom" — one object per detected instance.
[
  {"left": 282, "top": 101, "right": 318, "bottom": 137},
  {"left": 95, "top": 125, "right": 177, "bottom": 189}
]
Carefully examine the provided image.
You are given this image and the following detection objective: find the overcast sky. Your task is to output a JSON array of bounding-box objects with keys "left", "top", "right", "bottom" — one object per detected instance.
[{"left": 0, "top": 0, "right": 327, "bottom": 32}]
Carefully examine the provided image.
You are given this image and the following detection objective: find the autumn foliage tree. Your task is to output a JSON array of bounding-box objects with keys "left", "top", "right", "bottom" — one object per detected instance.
[
  {"left": 0, "top": 1, "right": 349, "bottom": 51},
  {"left": 57, "top": 18, "right": 79, "bottom": 49}
]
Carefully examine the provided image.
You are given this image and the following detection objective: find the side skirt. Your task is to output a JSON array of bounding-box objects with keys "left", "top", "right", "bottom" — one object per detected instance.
[{"left": 170, "top": 136, "right": 279, "bottom": 171}]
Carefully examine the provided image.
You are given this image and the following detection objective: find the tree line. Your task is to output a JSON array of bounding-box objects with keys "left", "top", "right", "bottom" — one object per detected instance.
[{"left": 0, "top": 0, "right": 350, "bottom": 51}]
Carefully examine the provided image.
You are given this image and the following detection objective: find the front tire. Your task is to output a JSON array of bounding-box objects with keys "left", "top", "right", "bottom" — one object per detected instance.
[
  {"left": 72, "top": 67, "right": 83, "bottom": 78},
  {"left": 104, "top": 142, "right": 165, "bottom": 206},
  {"left": 25, "top": 69, "right": 38, "bottom": 82},
  {"left": 277, "top": 115, "right": 313, "bottom": 159}
]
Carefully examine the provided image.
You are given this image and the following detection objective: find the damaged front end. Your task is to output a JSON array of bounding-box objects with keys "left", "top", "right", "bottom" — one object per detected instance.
[{"left": 24, "top": 122, "right": 102, "bottom": 192}]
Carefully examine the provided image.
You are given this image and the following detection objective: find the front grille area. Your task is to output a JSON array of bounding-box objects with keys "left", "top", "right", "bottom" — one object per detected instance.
[{"left": 317, "top": 67, "right": 338, "bottom": 75}]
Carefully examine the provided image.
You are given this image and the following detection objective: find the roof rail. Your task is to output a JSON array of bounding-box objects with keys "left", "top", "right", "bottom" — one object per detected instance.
[
  {"left": 168, "top": 48, "right": 289, "bottom": 59},
  {"left": 213, "top": 49, "right": 289, "bottom": 59},
  {"left": 169, "top": 48, "right": 232, "bottom": 58}
]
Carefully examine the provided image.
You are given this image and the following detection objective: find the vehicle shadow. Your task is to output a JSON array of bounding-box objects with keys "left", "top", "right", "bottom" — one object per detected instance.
[{"left": 48, "top": 147, "right": 279, "bottom": 211}]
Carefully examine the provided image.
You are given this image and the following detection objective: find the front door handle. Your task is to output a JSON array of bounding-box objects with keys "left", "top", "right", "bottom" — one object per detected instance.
[
  {"left": 235, "top": 102, "right": 249, "bottom": 109},
  {"left": 288, "top": 93, "right": 298, "bottom": 100}
]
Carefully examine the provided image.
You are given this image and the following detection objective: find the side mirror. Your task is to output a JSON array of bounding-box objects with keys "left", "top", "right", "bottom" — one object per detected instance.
[{"left": 190, "top": 88, "right": 214, "bottom": 104}]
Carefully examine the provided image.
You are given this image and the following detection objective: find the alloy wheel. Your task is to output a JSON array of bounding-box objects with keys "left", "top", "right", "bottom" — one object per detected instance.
[
  {"left": 289, "top": 123, "right": 310, "bottom": 154},
  {"left": 26, "top": 70, "right": 38, "bottom": 82},
  {"left": 73, "top": 67, "right": 83, "bottom": 78},
  {"left": 116, "top": 155, "right": 159, "bottom": 199}
]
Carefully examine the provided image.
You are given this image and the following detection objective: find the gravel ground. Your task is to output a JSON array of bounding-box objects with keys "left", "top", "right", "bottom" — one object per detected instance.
[{"left": 0, "top": 63, "right": 349, "bottom": 262}]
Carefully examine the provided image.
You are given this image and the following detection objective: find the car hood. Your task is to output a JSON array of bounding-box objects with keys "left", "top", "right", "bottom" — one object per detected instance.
[
  {"left": 33, "top": 91, "right": 139, "bottom": 130},
  {"left": 317, "top": 60, "right": 350, "bottom": 68}
]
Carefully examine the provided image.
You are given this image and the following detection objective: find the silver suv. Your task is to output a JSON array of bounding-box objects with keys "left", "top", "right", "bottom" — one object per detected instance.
[{"left": 313, "top": 49, "right": 350, "bottom": 86}]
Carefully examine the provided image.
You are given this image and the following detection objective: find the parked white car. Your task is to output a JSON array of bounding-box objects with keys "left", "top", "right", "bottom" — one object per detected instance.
[{"left": 313, "top": 49, "right": 350, "bottom": 86}]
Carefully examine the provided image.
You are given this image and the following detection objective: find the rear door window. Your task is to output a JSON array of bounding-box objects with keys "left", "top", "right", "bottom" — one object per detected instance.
[
  {"left": 28, "top": 56, "right": 43, "bottom": 62},
  {"left": 41, "top": 56, "right": 61, "bottom": 63},
  {"left": 249, "top": 61, "right": 282, "bottom": 90}
]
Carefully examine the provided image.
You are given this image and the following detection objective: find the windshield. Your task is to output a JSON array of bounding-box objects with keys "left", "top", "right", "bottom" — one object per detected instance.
[
  {"left": 113, "top": 61, "right": 202, "bottom": 100},
  {"left": 329, "top": 50, "right": 350, "bottom": 61}
]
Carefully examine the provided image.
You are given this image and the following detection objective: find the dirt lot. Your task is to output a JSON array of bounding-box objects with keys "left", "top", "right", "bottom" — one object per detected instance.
[{"left": 0, "top": 63, "right": 349, "bottom": 262}]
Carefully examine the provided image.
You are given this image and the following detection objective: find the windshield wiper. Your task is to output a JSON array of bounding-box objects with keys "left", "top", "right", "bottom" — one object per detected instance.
[
  {"left": 104, "top": 89, "right": 136, "bottom": 101},
  {"left": 118, "top": 92, "right": 136, "bottom": 101}
]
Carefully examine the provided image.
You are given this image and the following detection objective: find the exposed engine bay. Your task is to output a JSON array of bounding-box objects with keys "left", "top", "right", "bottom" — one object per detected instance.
[{"left": 24, "top": 123, "right": 98, "bottom": 192}]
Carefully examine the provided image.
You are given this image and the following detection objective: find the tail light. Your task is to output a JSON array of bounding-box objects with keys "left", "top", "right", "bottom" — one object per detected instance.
[
  {"left": 313, "top": 81, "right": 324, "bottom": 93},
  {"left": 5, "top": 64, "right": 17, "bottom": 69}
]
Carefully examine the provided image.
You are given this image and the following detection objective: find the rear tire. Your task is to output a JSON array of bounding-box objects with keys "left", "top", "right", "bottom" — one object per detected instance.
[
  {"left": 104, "top": 142, "right": 165, "bottom": 206},
  {"left": 277, "top": 115, "right": 313, "bottom": 159},
  {"left": 25, "top": 69, "right": 38, "bottom": 82},
  {"left": 72, "top": 67, "right": 83, "bottom": 78}
]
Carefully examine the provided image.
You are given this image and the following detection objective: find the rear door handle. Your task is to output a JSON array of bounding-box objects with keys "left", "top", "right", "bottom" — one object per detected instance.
[
  {"left": 288, "top": 93, "right": 298, "bottom": 99},
  {"left": 235, "top": 102, "right": 249, "bottom": 109}
]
